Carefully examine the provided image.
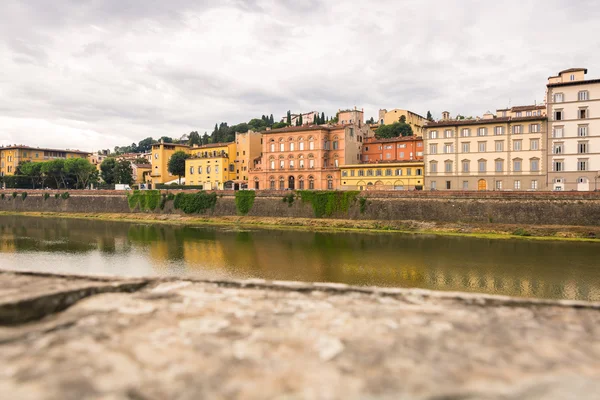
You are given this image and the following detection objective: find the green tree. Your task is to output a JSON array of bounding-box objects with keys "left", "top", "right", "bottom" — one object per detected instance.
[
  {"left": 248, "top": 118, "right": 267, "bottom": 131},
  {"left": 426, "top": 111, "right": 433, "bottom": 121},
  {"left": 137, "top": 137, "right": 155, "bottom": 152},
  {"left": 375, "top": 122, "right": 414, "bottom": 139},
  {"left": 100, "top": 158, "right": 117, "bottom": 184},
  {"left": 298, "top": 114, "right": 303, "bottom": 125},
  {"left": 202, "top": 132, "right": 210, "bottom": 144},
  {"left": 65, "top": 158, "right": 98, "bottom": 189},
  {"left": 272, "top": 122, "right": 289, "bottom": 129},
  {"left": 321, "top": 112, "right": 325, "bottom": 124},
  {"left": 41, "top": 159, "right": 67, "bottom": 188},
  {"left": 188, "top": 131, "right": 201, "bottom": 146},
  {"left": 20, "top": 162, "right": 45, "bottom": 189},
  {"left": 115, "top": 160, "right": 134, "bottom": 185},
  {"left": 269, "top": 114, "right": 274, "bottom": 125},
  {"left": 366, "top": 116, "right": 375, "bottom": 124},
  {"left": 167, "top": 151, "right": 190, "bottom": 184},
  {"left": 159, "top": 136, "right": 173, "bottom": 143}
]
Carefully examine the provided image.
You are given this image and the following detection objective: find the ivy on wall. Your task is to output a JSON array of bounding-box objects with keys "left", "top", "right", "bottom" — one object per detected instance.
[
  {"left": 297, "top": 191, "right": 360, "bottom": 218},
  {"left": 235, "top": 191, "right": 256, "bottom": 215},
  {"left": 173, "top": 191, "right": 218, "bottom": 214},
  {"left": 128, "top": 190, "right": 161, "bottom": 211}
]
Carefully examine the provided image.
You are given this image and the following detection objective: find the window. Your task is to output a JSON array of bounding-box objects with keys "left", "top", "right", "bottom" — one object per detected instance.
[
  {"left": 309, "top": 140, "right": 315, "bottom": 150},
  {"left": 350, "top": 170, "right": 355, "bottom": 177},
  {"left": 462, "top": 142, "right": 470, "bottom": 153},
  {"left": 429, "top": 131, "right": 438, "bottom": 139},
  {"left": 189, "top": 166, "right": 194, "bottom": 174},
  {"left": 530, "top": 159, "right": 539, "bottom": 172},
  {"left": 198, "top": 167, "right": 202, "bottom": 174},
  {"left": 553, "top": 143, "right": 563, "bottom": 154},
  {"left": 578, "top": 142, "right": 589, "bottom": 154},
  {"left": 478, "top": 142, "right": 486, "bottom": 152},
  {"left": 385, "top": 153, "right": 391, "bottom": 159},
  {"left": 516, "top": 112, "right": 522, "bottom": 117},
  {"left": 406, "top": 168, "right": 412, "bottom": 176},
  {"left": 553, "top": 160, "right": 564, "bottom": 172},
  {"left": 513, "top": 140, "right": 522, "bottom": 151},
  {"left": 578, "top": 125, "right": 588, "bottom": 137},
  {"left": 270, "top": 177, "right": 275, "bottom": 189},
  {"left": 570, "top": 74, "right": 575, "bottom": 81},
  {"left": 431, "top": 181, "right": 437, "bottom": 190},
  {"left": 367, "top": 169, "right": 374, "bottom": 177},
  {"left": 578, "top": 91, "right": 589, "bottom": 101},
  {"left": 398, "top": 144, "right": 407, "bottom": 148},
  {"left": 207, "top": 166, "right": 211, "bottom": 174},
  {"left": 280, "top": 159, "right": 285, "bottom": 169},
  {"left": 396, "top": 169, "right": 403, "bottom": 176},
  {"left": 298, "top": 177, "right": 304, "bottom": 190},
  {"left": 280, "top": 143, "right": 285, "bottom": 152},
  {"left": 531, "top": 180, "right": 538, "bottom": 190},
  {"left": 332, "top": 141, "right": 339, "bottom": 150},
  {"left": 279, "top": 177, "right": 285, "bottom": 190},
  {"left": 514, "top": 180, "right": 521, "bottom": 190},
  {"left": 495, "top": 181, "right": 503, "bottom": 190},
  {"left": 446, "top": 181, "right": 451, "bottom": 190},
  {"left": 553, "top": 127, "right": 564, "bottom": 138},
  {"left": 358, "top": 169, "right": 364, "bottom": 177},
  {"left": 554, "top": 110, "right": 563, "bottom": 121},
  {"left": 578, "top": 159, "right": 588, "bottom": 171},
  {"left": 308, "top": 176, "right": 315, "bottom": 189},
  {"left": 553, "top": 93, "right": 564, "bottom": 103},
  {"left": 385, "top": 169, "right": 392, "bottom": 176},
  {"left": 309, "top": 159, "right": 315, "bottom": 169},
  {"left": 270, "top": 143, "right": 275, "bottom": 152},
  {"left": 526, "top": 111, "right": 532, "bottom": 117},
  {"left": 495, "top": 141, "right": 504, "bottom": 152},
  {"left": 444, "top": 130, "right": 453, "bottom": 138},
  {"left": 290, "top": 142, "right": 295, "bottom": 151},
  {"left": 327, "top": 178, "right": 333, "bottom": 190},
  {"left": 462, "top": 181, "right": 469, "bottom": 190},
  {"left": 444, "top": 144, "right": 453, "bottom": 154},
  {"left": 530, "top": 124, "right": 540, "bottom": 133},
  {"left": 477, "top": 127, "right": 487, "bottom": 136},
  {"left": 579, "top": 109, "right": 587, "bottom": 119},
  {"left": 429, "top": 161, "right": 438, "bottom": 173},
  {"left": 513, "top": 159, "right": 522, "bottom": 172},
  {"left": 461, "top": 128, "right": 470, "bottom": 137},
  {"left": 494, "top": 126, "right": 504, "bottom": 135},
  {"left": 299, "top": 140, "right": 305, "bottom": 151},
  {"left": 512, "top": 125, "right": 522, "bottom": 134},
  {"left": 289, "top": 160, "right": 295, "bottom": 168},
  {"left": 270, "top": 159, "right": 275, "bottom": 170},
  {"left": 530, "top": 139, "right": 539, "bottom": 151},
  {"left": 444, "top": 161, "right": 453, "bottom": 173},
  {"left": 462, "top": 160, "right": 470, "bottom": 172},
  {"left": 376, "top": 169, "right": 382, "bottom": 176},
  {"left": 416, "top": 168, "right": 422, "bottom": 176},
  {"left": 429, "top": 144, "right": 438, "bottom": 154},
  {"left": 495, "top": 160, "right": 504, "bottom": 172}
]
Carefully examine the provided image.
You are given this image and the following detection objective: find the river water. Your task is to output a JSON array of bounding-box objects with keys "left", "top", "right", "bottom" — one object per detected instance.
[{"left": 0, "top": 215, "right": 599, "bottom": 301}]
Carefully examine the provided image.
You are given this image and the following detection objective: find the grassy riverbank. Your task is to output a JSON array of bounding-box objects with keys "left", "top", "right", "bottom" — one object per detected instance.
[{"left": 2, "top": 211, "right": 600, "bottom": 243}]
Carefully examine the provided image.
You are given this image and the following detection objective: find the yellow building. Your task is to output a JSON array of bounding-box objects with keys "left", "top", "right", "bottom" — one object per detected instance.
[
  {"left": 186, "top": 142, "right": 237, "bottom": 189},
  {"left": 131, "top": 163, "right": 152, "bottom": 184},
  {"left": 233, "top": 131, "right": 263, "bottom": 184},
  {"left": 376, "top": 109, "right": 427, "bottom": 136},
  {"left": 339, "top": 161, "right": 425, "bottom": 191},
  {"left": 0, "top": 145, "right": 90, "bottom": 176},
  {"left": 149, "top": 141, "right": 190, "bottom": 185}
]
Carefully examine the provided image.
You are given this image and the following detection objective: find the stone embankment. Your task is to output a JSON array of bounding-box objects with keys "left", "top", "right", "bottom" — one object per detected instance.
[
  {"left": 2, "top": 189, "right": 600, "bottom": 226},
  {"left": 1, "top": 270, "right": 599, "bottom": 399}
]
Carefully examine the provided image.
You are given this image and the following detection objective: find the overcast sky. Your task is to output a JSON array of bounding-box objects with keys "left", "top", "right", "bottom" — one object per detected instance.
[{"left": 1, "top": 0, "right": 599, "bottom": 152}]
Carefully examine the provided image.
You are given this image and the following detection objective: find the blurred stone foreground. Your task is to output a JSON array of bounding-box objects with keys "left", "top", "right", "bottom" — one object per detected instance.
[{"left": 1, "top": 271, "right": 599, "bottom": 400}]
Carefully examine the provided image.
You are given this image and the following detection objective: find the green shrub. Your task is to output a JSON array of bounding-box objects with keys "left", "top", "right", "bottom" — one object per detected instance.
[
  {"left": 0, "top": 193, "right": 4, "bottom": 200},
  {"left": 235, "top": 191, "right": 256, "bottom": 215},
  {"left": 12, "top": 192, "right": 17, "bottom": 199},
  {"left": 173, "top": 191, "right": 218, "bottom": 214},
  {"left": 512, "top": 228, "right": 532, "bottom": 237},
  {"left": 61, "top": 192, "right": 70, "bottom": 200},
  {"left": 21, "top": 192, "right": 27, "bottom": 200},
  {"left": 282, "top": 192, "right": 295, "bottom": 207},
  {"left": 359, "top": 197, "right": 368, "bottom": 214},
  {"left": 297, "top": 191, "right": 359, "bottom": 218},
  {"left": 128, "top": 190, "right": 161, "bottom": 211},
  {"left": 55, "top": 193, "right": 60, "bottom": 199},
  {"left": 167, "top": 193, "right": 175, "bottom": 201},
  {"left": 43, "top": 193, "right": 50, "bottom": 200},
  {"left": 159, "top": 194, "right": 168, "bottom": 210}
]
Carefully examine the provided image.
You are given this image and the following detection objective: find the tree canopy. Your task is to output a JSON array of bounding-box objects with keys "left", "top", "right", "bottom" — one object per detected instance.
[
  {"left": 100, "top": 158, "right": 133, "bottom": 185},
  {"left": 167, "top": 151, "right": 190, "bottom": 184},
  {"left": 375, "top": 118, "right": 414, "bottom": 139},
  {"left": 18, "top": 158, "right": 98, "bottom": 189}
]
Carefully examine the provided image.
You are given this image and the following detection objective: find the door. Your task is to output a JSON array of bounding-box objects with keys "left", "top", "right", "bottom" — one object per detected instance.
[
  {"left": 288, "top": 176, "right": 295, "bottom": 190},
  {"left": 477, "top": 179, "right": 487, "bottom": 191}
]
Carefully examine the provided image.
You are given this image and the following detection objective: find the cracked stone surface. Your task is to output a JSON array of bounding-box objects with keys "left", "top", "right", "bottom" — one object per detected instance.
[{"left": 1, "top": 271, "right": 600, "bottom": 399}]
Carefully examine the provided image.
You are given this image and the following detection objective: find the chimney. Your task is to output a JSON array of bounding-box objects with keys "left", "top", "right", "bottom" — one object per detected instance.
[{"left": 442, "top": 111, "right": 450, "bottom": 121}]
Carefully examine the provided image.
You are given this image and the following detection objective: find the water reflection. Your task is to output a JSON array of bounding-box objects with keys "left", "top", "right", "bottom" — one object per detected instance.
[{"left": 1, "top": 215, "right": 599, "bottom": 301}]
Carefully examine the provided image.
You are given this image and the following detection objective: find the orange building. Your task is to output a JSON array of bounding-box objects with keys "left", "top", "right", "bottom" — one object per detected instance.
[
  {"left": 362, "top": 136, "right": 424, "bottom": 163},
  {"left": 249, "top": 122, "right": 372, "bottom": 190}
]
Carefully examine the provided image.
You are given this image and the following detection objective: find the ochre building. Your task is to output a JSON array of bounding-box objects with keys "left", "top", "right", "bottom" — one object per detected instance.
[{"left": 0, "top": 145, "right": 90, "bottom": 176}]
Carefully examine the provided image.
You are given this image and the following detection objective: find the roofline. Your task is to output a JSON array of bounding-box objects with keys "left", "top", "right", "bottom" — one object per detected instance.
[
  {"left": 0, "top": 145, "right": 91, "bottom": 155},
  {"left": 425, "top": 115, "right": 547, "bottom": 129},
  {"left": 558, "top": 68, "right": 588, "bottom": 75},
  {"left": 341, "top": 161, "right": 424, "bottom": 168},
  {"left": 547, "top": 78, "right": 600, "bottom": 88}
]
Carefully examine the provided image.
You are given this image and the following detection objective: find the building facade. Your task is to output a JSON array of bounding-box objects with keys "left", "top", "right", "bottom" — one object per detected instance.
[
  {"left": 424, "top": 110, "right": 547, "bottom": 191},
  {"left": 362, "top": 136, "right": 424, "bottom": 163},
  {"left": 0, "top": 145, "right": 90, "bottom": 176},
  {"left": 186, "top": 143, "right": 236, "bottom": 190},
  {"left": 131, "top": 163, "right": 152, "bottom": 184},
  {"left": 340, "top": 162, "right": 424, "bottom": 191},
  {"left": 546, "top": 68, "right": 600, "bottom": 191},
  {"left": 377, "top": 109, "right": 427, "bottom": 136},
  {"left": 233, "top": 131, "right": 262, "bottom": 184},
  {"left": 248, "top": 122, "right": 371, "bottom": 190},
  {"left": 149, "top": 142, "right": 190, "bottom": 185}
]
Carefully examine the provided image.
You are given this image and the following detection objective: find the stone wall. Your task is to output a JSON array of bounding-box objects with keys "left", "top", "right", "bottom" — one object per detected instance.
[{"left": 1, "top": 190, "right": 600, "bottom": 226}]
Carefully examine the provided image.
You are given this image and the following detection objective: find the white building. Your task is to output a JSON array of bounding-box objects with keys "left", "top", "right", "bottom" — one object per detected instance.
[{"left": 546, "top": 68, "right": 600, "bottom": 191}]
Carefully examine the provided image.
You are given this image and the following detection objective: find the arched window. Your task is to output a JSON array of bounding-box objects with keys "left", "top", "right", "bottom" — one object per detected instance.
[
  {"left": 308, "top": 153, "right": 315, "bottom": 169},
  {"left": 298, "top": 176, "right": 305, "bottom": 190},
  {"left": 279, "top": 176, "right": 285, "bottom": 190},
  {"left": 269, "top": 176, "right": 275, "bottom": 190},
  {"left": 189, "top": 166, "right": 194, "bottom": 175},
  {"left": 299, "top": 137, "right": 305, "bottom": 151},
  {"left": 308, "top": 136, "right": 315, "bottom": 150},
  {"left": 308, "top": 175, "right": 315, "bottom": 190},
  {"left": 269, "top": 156, "right": 275, "bottom": 170},
  {"left": 254, "top": 177, "right": 260, "bottom": 190},
  {"left": 279, "top": 138, "right": 285, "bottom": 152},
  {"left": 333, "top": 136, "right": 339, "bottom": 150},
  {"left": 279, "top": 155, "right": 285, "bottom": 169},
  {"left": 289, "top": 154, "right": 295, "bottom": 168},
  {"left": 327, "top": 175, "right": 333, "bottom": 190},
  {"left": 333, "top": 154, "right": 339, "bottom": 167}
]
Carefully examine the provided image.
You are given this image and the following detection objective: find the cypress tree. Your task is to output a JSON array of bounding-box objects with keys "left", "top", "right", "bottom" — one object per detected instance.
[
  {"left": 321, "top": 112, "right": 326, "bottom": 124},
  {"left": 287, "top": 110, "right": 292, "bottom": 125},
  {"left": 299, "top": 114, "right": 303, "bottom": 125}
]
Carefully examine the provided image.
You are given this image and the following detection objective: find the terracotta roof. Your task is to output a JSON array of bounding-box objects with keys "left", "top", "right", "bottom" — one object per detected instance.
[
  {"left": 342, "top": 160, "right": 423, "bottom": 168},
  {"left": 0, "top": 145, "right": 91, "bottom": 155},
  {"left": 559, "top": 68, "right": 588, "bottom": 74},
  {"left": 191, "top": 142, "right": 234, "bottom": 149},
  {"left": 262, "top": 124, "right": 350, "bottom": 134},
  {"left": 510, "top": 105, "right": 546, "bottom": 112},
  {"left": 547, "top": 78, "right": 600, "bottom": 88},
  {"left": 425, "top": 115, "right": 547, "bottom": 128}
]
